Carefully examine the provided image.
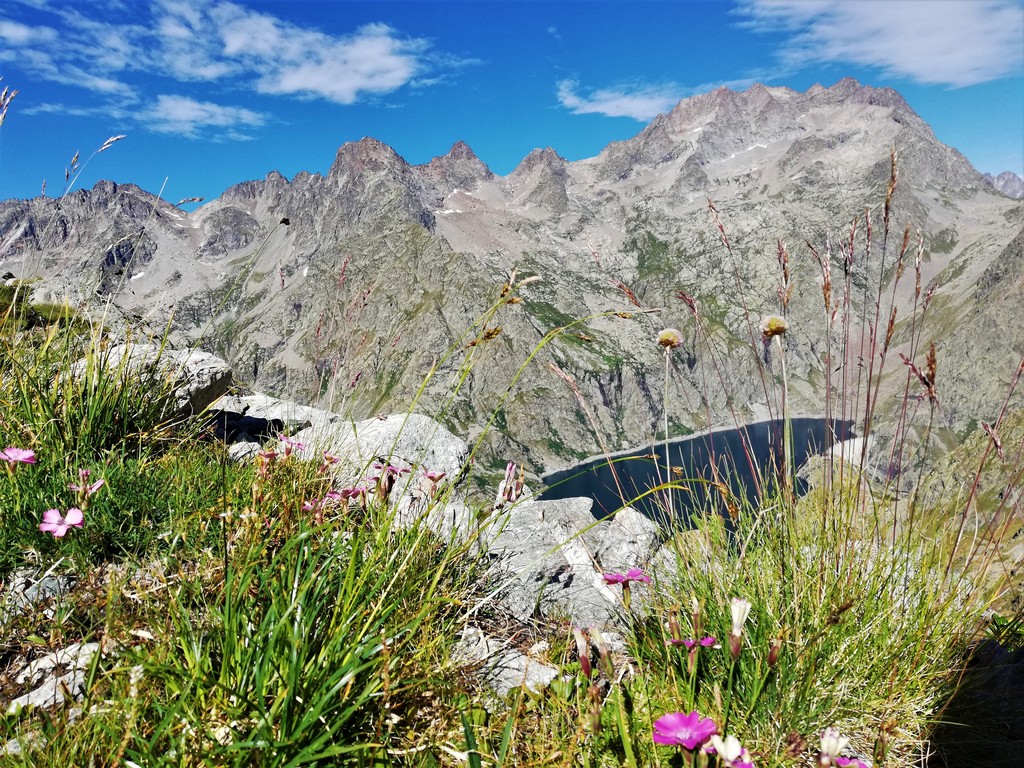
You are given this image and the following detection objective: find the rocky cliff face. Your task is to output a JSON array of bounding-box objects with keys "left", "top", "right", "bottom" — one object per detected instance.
[{"left": 1, "top": 79, "right": 1021, "bottom": 476}]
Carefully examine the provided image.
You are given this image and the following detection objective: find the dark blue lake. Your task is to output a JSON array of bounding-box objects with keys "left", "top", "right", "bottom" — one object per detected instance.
[{"left": 540, "top": 418, "right": 855, "bottom": 523}]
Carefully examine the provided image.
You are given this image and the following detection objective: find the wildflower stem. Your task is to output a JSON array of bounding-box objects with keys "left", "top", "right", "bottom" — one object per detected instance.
[
  {"left": 723, "top": 656, "right": 737, "bottom": 734},
  {"left": 687, "top": 647, "right": 699, "bottom": 702},
  {"left": 776, "top": 333, "right": 793, "bottom": 509},
  {"left": 664, "top": 346, "right": 674, "bottom": 520},
  {"left": 613, "top": 684, "right": 638, "bottom": 768}
]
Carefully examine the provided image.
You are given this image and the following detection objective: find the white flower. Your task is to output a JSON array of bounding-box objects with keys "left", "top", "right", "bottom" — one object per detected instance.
[
  {"left": 710, "top": 734, "right": 754, "bottom": 766},
  {"left": 730, "top": 598, "right": 752, "bottom": 637},
  {"left": 820, "top": 727, "right": 850, "bottom": 760}
]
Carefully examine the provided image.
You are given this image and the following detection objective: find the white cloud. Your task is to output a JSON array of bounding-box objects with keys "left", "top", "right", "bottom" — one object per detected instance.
[
  {"left": 202, "top": 5, "right": 432, "bottom": 104},
  {"left": 153, "top": 1, "right": 241, "bottom": 81},
  {"left": 0, "top": 0, "right": 468, "bottom": 139},
  {"left": 250, "top": 22, "right": 426, "bottom": 103},
  {"left": 140, "top": 94, "right": 267, "bottom": 139},
  {"left": 557, "top": 80, "right": 683, "bottom": 121},
  {"left": 0, "top": 18, "right": 57, "bottom": 45},
  {"left": 736, "top": 0, "right": 1024, "bottom": 87},
  {"left": 0, "top": 42, "right": 136, "bottom": 98},
  {"left": 22, "top": 101, "right": 116, "bottom": 118}
]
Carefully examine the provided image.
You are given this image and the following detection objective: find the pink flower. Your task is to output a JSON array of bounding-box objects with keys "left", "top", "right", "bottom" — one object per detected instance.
[
  {"left": 278, "top": 434, "right": 306, "bottom": 457},
  {"left": 682, "top": 636, "right": 718, "bottom": 649},
  {"left": 835, "top": 759, "right": 869, "bottom": 768},
  {"left": 602, "top": 568, "right": 650, "bottom": 586},
  {"left": 255, "top": 450, "right": 278, "bottom": 478},
  {"left": 303, "top": 491, "right": 344, "bottom": 513},
  {"left": 422, "top": 469, "right": 447, "bottom": 497},
  {"left": 339, "top": 486, "right": 369, "bottom": 505},
  {"left": 652, "top": 711, "right": 718, "bottom": 750},
  {"left": 69, "top": 469, "right": 105, "bottom": 497},
  {"left": 39, "top": 508, "right": 84, "bottom": 538},
  {"left": 1, "top": 447, "right": 36, "bottom": 464},
  {"left": 603, "top": 567, "right": 650, "bottom": 610},
  {"left": 370, "top": 463, "right": 410, "bottom": 502},
  {"left": 318, "top": 452, "right": 340, "bottom": 474},
  {"left": 372, "top": 462, "right": 410, "bottom": 477},
  {"left": 625, "top": 567, "right": 650, "bottom": 583}
]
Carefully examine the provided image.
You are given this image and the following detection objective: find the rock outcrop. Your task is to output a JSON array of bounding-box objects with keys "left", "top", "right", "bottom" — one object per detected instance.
[
  {"left": 71, "top": 343, "right": 233, "bottom": 417},
  {"left": 205, "top": 354, "right": 662, "bottom": 627}
]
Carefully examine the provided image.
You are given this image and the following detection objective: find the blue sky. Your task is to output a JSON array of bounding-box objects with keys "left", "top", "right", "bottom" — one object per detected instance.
[{"left": 0, "top": 0, "right": 1021, "bottom": 206}]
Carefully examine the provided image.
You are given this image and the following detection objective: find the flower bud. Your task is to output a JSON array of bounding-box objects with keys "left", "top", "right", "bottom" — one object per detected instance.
[
  {"left": 573, "top": 626, "right": 592, "bottom": 680},
  {"left": 729, "top": 634, "right": 742, "bottom": 661},
  {"left": 657, "top": 328, "right": 683, "bottom": 349},
  {"left": 591, "top": 628, "right": 614, "bottom": 679},
  {"left": 761, "top": 315, "right": 789, "bottom": 339}
]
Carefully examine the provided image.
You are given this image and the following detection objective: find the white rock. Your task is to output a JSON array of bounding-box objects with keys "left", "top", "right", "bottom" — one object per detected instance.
[{"left": 453, "top": 626, "right": 560, "bottom": 698}]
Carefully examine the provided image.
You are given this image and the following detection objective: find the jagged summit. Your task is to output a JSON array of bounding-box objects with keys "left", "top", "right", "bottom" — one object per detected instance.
[
  {"left": 221, "top": 170, "right": 290, "bottom": 203},
  {"left": 328, "top": 137, "right": 410, "bottom": 180},
  {"left": 585, "top": 78, "right": 977, "bottom": 194},
  {"left": 509, "top": 147, "right": 568, "bottom": 177},
  {"left": 984, "top": 171, "right": 1024, "bottom": 198},
  {"left": 417, "top": 141, "right": 493, "bottom": 197},
  {"left": 445, "top": 141, "right": 483, "bottom": 163},
  {"left": 505, "top": 148, "right": 570, "bottom": 213}
]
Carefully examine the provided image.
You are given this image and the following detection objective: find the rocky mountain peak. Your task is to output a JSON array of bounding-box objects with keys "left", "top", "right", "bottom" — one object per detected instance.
[
  {"left": 60, "top": 180, "right": 165, "bottom": 224},
  {"left": 505, "top": 148, "right": 570, "bottom": 213},
  {"left": 221, "top": 170, "right": 290, "bottom": 203},
  {"left": 90, "top": 179, "right": 121, "bottom": 197},
  {"left": 984, "top": 171, "right": 1024, "bottom": 198},
  {"left": 328, "top": 137, "right": 409, "bottom": 181},
  {"left": 417, "top": 141, "right": 493, "bottom": 196},
  {"left": 323, "top": 137, "right": 433, "bottom": 230},
  {"left": 80, "top": 179, "right": 154, "bottom": 202},
  {"left": 591, "top": 78, "right": 961, "bottom": 192},
  {"left": 510, "top": 147, "right": 568, "bottom": 177},
  {"left": 826, "top": 76, "right": 863, "bottom": 99},
  {"left": 446, "top": 140, "right": 481, "bottom": 163}
]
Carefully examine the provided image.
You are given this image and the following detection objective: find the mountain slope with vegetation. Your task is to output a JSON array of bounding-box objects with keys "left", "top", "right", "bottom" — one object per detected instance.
[{"left": 1, "top": 79, "right": 1020, "bottom": 477}]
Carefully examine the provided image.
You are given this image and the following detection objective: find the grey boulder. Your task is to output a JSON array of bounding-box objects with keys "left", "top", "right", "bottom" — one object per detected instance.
[
  {"left": 72, "top": 343, "right": 231, "bottom": 417},
  {"left": 482, "top": 497, "right": 662, "bottom": 627}
]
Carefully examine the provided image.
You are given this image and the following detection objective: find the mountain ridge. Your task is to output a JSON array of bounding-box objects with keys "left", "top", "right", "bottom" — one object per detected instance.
[{"left": 1, "top": 78, "right": 1021, "bottom": 474}]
